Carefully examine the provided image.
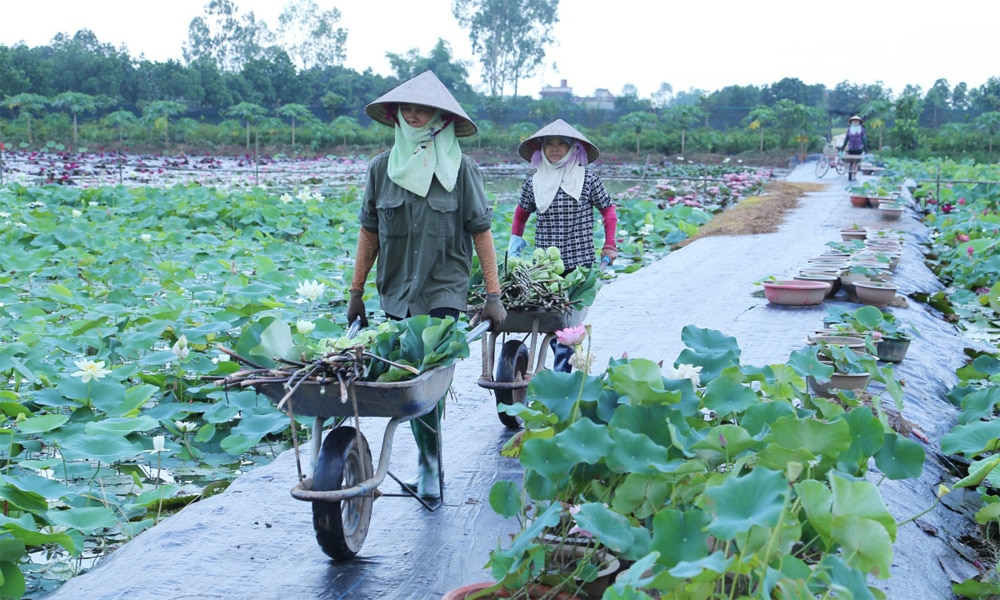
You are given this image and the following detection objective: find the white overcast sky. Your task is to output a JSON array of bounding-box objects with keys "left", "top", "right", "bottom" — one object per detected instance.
[{"left": 1, "top": 0, "right": 997, "bottom": 99}]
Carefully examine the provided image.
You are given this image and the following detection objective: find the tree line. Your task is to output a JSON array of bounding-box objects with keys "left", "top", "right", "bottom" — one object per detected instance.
[{"left": 2, "top": 0, "right": 1000, "bottom": 160}]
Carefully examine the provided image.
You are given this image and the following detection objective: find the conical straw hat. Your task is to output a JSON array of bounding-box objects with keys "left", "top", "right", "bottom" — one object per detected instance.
[
  {"left": 518, "top": 119, "right": 600, "bottom": 164},
  {"left": 364, "top": 70, "right": 477, "bottom": 137}
]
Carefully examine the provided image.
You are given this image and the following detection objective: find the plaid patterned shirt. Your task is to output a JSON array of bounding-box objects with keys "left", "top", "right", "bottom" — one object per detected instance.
[{"left": 518, "top": 168, "right": 614, "bottom": 272}]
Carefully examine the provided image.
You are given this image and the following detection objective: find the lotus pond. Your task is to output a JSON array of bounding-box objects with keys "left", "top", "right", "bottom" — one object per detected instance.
[{"left": 0, "top": 151, "right": 771, "bottom": 597}]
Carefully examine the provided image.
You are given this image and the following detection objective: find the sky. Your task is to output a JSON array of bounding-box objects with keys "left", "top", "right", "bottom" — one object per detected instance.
[{"left": 2, "top": 0, "right": 998, "bottom": 100}]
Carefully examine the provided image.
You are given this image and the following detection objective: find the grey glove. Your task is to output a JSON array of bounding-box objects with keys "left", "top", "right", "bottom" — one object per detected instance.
[
  {"left": 508, "top": 235, "right": 527, "bottom": 258},
  {"left": 481, "top": 293, "right": 507, "bottom": 331},
  {"left": 346, "top": 290, "right": 368, "bottom": 328}
]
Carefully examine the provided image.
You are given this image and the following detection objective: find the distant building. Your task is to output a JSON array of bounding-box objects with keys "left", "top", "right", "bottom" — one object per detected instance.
[
  {"left": 578, "top": 88, "right": 615, "bottom": 111},
  {"left": 538, "top": 80, "right": 615, "bottom": 110},
  {"left": 539, "top": 79, "right": 573, "bottom": 100}
]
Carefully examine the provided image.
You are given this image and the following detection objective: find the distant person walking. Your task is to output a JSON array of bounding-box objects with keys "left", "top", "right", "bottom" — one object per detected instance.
[
  {"left": 841, "top": 115, "right": 867, "bottom": 181},
  {"left": 347, "top": 70, "right": 507, "bottom": 499},
  {"left": 507, "top": 119, "right": 618, "bottom": 372}
]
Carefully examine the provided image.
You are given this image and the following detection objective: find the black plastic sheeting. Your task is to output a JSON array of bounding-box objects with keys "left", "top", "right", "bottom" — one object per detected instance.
[{"left": 43, "top": 164, "right": 993, "bottom": 599}]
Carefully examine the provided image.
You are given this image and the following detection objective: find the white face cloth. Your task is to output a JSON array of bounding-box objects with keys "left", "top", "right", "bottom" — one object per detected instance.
[
  {"left": 531, "top": 140, "right": 587, "bottom": 214},
  {"left": 387, "top": 108, "right": 461, "bottom": 197},
  {"left": 848, "top": 124, "right": 863, "bottom": 134}
]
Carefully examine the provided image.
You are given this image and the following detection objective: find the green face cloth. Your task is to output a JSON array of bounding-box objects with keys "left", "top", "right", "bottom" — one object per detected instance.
[{"left": 387, "top": 108, "right": 462, "bottom": 197}]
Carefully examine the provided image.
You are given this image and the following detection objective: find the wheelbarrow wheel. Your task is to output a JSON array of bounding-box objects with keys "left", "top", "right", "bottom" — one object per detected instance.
[
  {"left": 312, "top": 426, "right": 374, "bottom": 560},
  {"left": 495, "top": 340, "right": 529, "bottom": 428}
]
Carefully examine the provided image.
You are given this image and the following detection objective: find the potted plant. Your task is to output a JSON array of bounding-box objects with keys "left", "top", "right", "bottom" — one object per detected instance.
[
  {"left": 807, "top": 340, "right": 877, "bottom": 398},
  {"left": 758, "top": 276, "right": 829, "bottom": 306},
  {"left": 854, "top": 280, "right": 900, "bottom": 307},
  {"left": 475, "top": 325, "right": 918, "bottom": 599},
  {"left": 824, "top": 305, "right": 916, "bottom": 363}
]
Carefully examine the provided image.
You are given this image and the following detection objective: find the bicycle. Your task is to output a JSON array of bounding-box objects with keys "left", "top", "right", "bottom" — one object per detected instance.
[{"left": 815, "top": 141, "right": 845, "bottom": 178}]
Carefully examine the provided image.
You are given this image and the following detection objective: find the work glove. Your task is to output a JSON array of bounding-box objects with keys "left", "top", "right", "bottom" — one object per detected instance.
[
  {"left": 346, "top": 290, "right": 368, "bottom": 328},
  {"left": 601, "top": 245, "right": 618, "bottom": 265},
  {"left": 480, "top": 293, "right": 507, "bottom": 331},
  {"left": 508, "top": 235, "right": 527, "bottom": 258}
]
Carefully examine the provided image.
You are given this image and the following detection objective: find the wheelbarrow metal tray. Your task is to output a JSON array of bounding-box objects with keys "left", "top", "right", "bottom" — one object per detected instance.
[
  {"left": 499, "top": 307, "right": 587, "bottom": 333},
  {"left": 255, "top": 364, "right": 455, "bottom": 419}
]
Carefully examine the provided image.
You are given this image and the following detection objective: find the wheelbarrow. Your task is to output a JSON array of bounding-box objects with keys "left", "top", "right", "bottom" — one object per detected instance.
[
  {"left": 252, "top": 320, "right": 490, "bottom": 560},
  {"left": 476, "top": 306, "right": 587, "bottom": 428}
]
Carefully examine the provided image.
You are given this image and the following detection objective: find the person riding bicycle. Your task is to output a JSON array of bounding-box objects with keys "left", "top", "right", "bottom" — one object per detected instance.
[{"left": 840, "top": 115, "right": 867, "bottom": 181}]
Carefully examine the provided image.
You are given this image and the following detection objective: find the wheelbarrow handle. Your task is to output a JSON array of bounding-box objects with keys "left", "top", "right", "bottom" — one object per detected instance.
[
  {"left": 467, "top": 320, "right": 491, "bottom": 342},
  {"left": 347, "top": 316, "right": 363, "bottom": 339}
]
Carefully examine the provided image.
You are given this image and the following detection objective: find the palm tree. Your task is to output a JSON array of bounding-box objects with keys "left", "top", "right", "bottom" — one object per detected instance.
[
  {"left": 663, "top": 105, "right": 706, "bottom": 155},
  {"left": 102, "top": 110, "right": 139, "bottom": 145},
  {"left": 745, "top": 105, "right": 776, "bottom": 152},
  {"left": 862, "top": 99, "right": 894, "bottom": 151},
  {"left": 276, "top": 103, "right": 315, "bottom": 151},
  {"left": 224, "top": 102, "right": 269, "bottom": 150},
  {"left": 975, "top": 111, "right": 1000, "bottom": 154},
  {"left": 141, "top": 101, "right": 187, "bottom": 147},
  {"left": 51, "top": 91, "right": 99, "bottom": 147},
  {"left": 3, "top": 93, "right": 49, "bottom": 145}
]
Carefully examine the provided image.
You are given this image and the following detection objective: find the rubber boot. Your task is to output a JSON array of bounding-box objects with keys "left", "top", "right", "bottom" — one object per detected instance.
[
  {"left": 550, "top": 338, "right": 574, "bottom": 373},
  {"left": 409, "top": 398, "right": 443, "bottom": 499}
]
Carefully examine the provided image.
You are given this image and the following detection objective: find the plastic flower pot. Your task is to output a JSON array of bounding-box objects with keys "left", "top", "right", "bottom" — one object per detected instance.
[
  {"left": 854, "top": 280, "right": 899, "bottom": 307},
  {"left": 876, "top": 337, "right": 911, "bottom": 363},
  {"left": 879, "top": 204, "right": 904, "bottom": 220},
  {"left": 807, "top": 372, "right": 871, "bottom": 399},
  {"left": 849, "top": 195, "right": 870, "bottom": 208},
  {"left": 840, "top": 228, "right": 867, "bottom": 241},
  {"left": 794, "top": 274, "right": 839, "bottom": 298},
  {"left": 762, "top": 280, "right": 828, "bottom": 306}
]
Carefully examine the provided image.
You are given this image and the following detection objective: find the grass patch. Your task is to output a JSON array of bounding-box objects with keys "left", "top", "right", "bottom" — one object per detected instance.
[{"left": 678, "top": 182, "right": 828, "bottom": 246}]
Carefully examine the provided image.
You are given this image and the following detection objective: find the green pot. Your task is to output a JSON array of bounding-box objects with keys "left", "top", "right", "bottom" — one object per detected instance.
[{"left": 877, "top": 337, "right": 910, "bottom": 363}]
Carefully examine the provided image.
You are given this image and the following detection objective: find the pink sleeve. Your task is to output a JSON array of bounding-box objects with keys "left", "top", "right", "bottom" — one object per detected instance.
[
  {"left": 512, "top": 206, "right": 531, "bottom": 236},
  {"left": 599, "top": 205, "right": 617, "bottom": 249}
]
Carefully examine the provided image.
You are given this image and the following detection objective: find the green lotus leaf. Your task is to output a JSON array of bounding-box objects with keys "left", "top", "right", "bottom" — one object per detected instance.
[
  {"left": 794, "top": 479, "right": 833, "bottom": 544},
  {"left": 521, "top": 436, "right": 574, "bottom": 481},
  {"left": 527, "top": 370, "right": 603, "bottom": 423},
  {"left": 702, "top": 375, "right": 758, "bottom": 418},
  {"left": 765, "top": 415, "right": 851, "bottom": 460},
  {"left": 84, "top": 416, "right": 158, "bottom": 436},
  {"left": 953, "top": 455, "right": 1000, "bottom": 489},
  {"left": 251, "top": 318, "right": 295, "bottom": 362},
  {"left": 554, "top": 418, "right": 613, "bottom": 465},
  {"left": 488, "top": 480, "right": 522, "bottom": 518},
  {"left": 816, "top": 555, "right": 878, "bottom": 599},
  {"left": 609, "top": 404, "right": 681, "bottom": 449},
  {"left": 650, "top": 507, "right": 709, "bottom": 567},
  {"left": 606, "top": 429, "right": 672, "bottom": 474},
  {"left": 941, "top": 420, "right": 1000, "bottom": 457},
  {"left": 57, "top": 432, "right": 141, "bottom": 464},
  {"left": 691, "top": 424, "right": 756, "bottom": 460},
  {"left": 830, "top": 473, "right": 896, "bottom": 541},
  {"left": 17, "top": 414, "right": 69, "bottom": 435},
  {"left": 957, "top": 386, "right": 1000, "bottom": 424},
  {"left": 45, "top": 506, "right": 118, "bottom": 535},
  {"left": 703, "top": 467, "right": 788, "bottom": 540},
  {"left": 667, "top": 550, "right": 732, "bottom": 579},
  {"left": 610, "top": 473, "right": 672, "bottom": 520},
  {"left": 831, "top": 515, "right": 893, "bottom": 577},
  {"left": 836, "top": 409, "right": 885, "bottom": 466},
  {"left": 788, "top": 347, "right": 835, "bottom": 380},
  {"left": 873, "top": 433, "right": 925, "bottom": 480},
  {"left": 573, "top": 502, "right": 634, "bottom": 553},
  {"left": 740, "top": 401, "right": 797, "bottom": 437},
  {"left": 607, "top": 358, "right": 673, "bottom": 405}
]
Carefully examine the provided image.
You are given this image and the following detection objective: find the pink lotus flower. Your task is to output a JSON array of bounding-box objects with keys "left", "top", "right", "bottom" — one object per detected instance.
[
  {"left": 555, "top": 324, "right": 587, "bottom": 347},
  {"left": 968, "top": 246, "right": 975, "bottom": 255},
  {"left": 958, "top": 198, "right": 966, "bottom": 205},
  {"left": 958, "top": 234, "right": 969, "bottom": 242}
]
